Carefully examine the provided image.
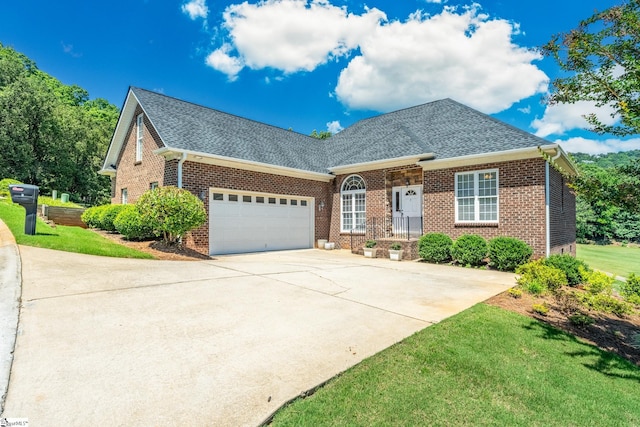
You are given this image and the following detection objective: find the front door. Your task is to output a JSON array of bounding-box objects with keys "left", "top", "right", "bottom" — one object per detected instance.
[{"left": 392, "top": 185, "right": 423, "bottom": 237}]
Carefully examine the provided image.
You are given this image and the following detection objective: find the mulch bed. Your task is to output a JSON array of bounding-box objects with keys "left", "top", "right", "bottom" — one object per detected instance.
[
  {"left": 94, "top": 230, "right": 210, "bottom": 261},
  {"left": 486, "top": 288, "right": 640, "bottom": 366}
]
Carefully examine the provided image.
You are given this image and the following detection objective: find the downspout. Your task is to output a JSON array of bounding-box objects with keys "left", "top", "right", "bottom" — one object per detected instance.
[
  {"left": 177, "top": 152, "right": 187, "bottom": 189},
  {"left": 545, "top": 148, "right": 563, "bottom": 257}
]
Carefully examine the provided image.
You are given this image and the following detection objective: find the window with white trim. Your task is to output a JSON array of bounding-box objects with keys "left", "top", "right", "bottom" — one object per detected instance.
[
  {"left": 136, "top": 114, "right": 144, "bottom": 162},
  {"left": 455, "top": 169, "right": 498, "bottom": 223},
  {"left": 341, "top": 175, "right": 366, "bottom": 232},
  {"left": 121, "top": 188, "right": 128, "bottom": 205}
]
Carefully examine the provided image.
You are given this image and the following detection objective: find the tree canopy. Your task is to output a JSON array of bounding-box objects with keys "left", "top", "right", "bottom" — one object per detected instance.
[
  {"left": 542, "top": 1, "right": 640, "bottom": 136},
  {"left": 571, "top": 151, "right": 640, "bottom": 242},
  {"left": 0, "top": 43, "right": 118, "bottom": 204},
  {"left": 310, "top": 129, "right": 332, "bottom": 139}
]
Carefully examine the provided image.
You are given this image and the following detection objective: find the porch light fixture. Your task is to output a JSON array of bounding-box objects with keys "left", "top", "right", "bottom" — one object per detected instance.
[
  {"left": 199, "top": 190, "right": 206, "bottom": 200},
  {"left": 319, "top": 201, "right": 325, "bottom": 211},
  {"left": 405, "top": 178, "right": 410, "bottom": 186}
]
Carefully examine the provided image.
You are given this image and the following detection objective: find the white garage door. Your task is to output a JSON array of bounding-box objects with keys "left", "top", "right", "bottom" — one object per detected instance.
[{"left": 209, "top": 190, "right": 314, "bottom": 255}]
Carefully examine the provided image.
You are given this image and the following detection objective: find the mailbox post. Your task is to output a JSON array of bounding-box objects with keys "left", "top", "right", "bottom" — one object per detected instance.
[{"left": 8, "top": 184, "right": 39, "bottom": 235}]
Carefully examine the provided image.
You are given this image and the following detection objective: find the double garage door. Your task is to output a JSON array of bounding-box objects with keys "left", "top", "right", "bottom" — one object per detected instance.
[{"left": 209, "top": 189, "right": 314, "bottom": 255}]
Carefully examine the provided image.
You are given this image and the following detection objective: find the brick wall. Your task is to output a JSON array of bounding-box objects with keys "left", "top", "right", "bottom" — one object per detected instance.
[
  {"left": 112, "top": 107, "right": 166, "bottom": 204},
  {"left": 424, "top": 158, "right": 548, "bottom": 258},
  {"left": 180, "top": 162, "right": 332, "bottom": 254},
  {"left": 549, "top": 166, "right": 577, "bottom": 256},
  {"left": 330, "top": 158, "right": 554, "bottom": 259}
]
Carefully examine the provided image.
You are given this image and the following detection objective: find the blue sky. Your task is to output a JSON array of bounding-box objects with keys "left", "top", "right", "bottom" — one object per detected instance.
[{"left": 1, "top": 0, "right": 636, "bottom": 154}]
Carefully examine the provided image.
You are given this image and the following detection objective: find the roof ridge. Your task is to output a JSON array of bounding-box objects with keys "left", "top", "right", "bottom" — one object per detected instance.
[{"left": 130, "top": 87, "right": 321, "bottom": 142}]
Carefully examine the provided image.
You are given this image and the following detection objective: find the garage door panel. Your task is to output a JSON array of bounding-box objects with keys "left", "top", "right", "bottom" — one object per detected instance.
[{"left": 210, "top": 192, "right": 313, "bottom": 255}]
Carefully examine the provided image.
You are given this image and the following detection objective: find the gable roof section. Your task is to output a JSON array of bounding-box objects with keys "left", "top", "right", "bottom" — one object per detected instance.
[
  {"left": 102, "top": 87, "right": 331, "bottom": 177},
  {"left": 326, "top": 98, "right": 553, "bottom": 169},
  {"left": 102, "top": 88, "right": 576, "bottom": 178}
]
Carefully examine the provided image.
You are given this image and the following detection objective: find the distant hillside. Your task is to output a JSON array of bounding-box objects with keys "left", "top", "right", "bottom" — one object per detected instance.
[{"left": 570, "top": 150, "right": 640, "bottom": 168}]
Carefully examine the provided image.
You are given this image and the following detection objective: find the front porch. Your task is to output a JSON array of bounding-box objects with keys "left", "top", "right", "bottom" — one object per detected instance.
[{"left": 349, "top": 216, "right": 423, "bottom": 260}]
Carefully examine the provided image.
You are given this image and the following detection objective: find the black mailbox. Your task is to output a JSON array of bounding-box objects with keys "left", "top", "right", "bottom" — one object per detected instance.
[{"left": 8, "top": 184, "right": 39, "bottom": 235}]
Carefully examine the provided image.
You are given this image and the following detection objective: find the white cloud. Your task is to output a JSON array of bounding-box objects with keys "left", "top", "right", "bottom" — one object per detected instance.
[
  {"left": 205, "top": 44, "right": 244, "bottom": 81},
  {"left": 326, "top": 120, "right": 343, "bottom": 133},
  {"left": 556, "top": 137, "right": 640, "bottom": 155},
  {"left": 335, "top": 6, "right": 547, "bottom": 113},
  {"left": 182, "top": 0, "right": 208, "bottom": 20},
  {"left": 207, "top": 1, "right": 547, "bottom": 113},
  {"left": 212, "top": 0, "right": 385, "bottom": 78},
  {"left": 517, "top": 105, "right": 531, "bottom": 114},
  {"left": 531, "top": 101, "right": 618, "bottom": 138}
]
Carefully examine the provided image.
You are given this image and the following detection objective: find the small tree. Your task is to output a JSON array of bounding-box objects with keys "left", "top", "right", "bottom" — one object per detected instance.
[{"left": 136, "top": 186, "right": 206, "bottom": 245}]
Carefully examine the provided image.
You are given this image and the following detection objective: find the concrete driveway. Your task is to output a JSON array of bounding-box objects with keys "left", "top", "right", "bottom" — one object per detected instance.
[{"left": 2, "top": 246, "right": 514, "bottom": 426}]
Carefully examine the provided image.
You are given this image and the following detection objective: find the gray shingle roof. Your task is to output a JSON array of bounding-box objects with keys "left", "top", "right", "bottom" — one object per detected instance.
[
  {"left": 131, "top": 88, "right": 550, "bottom": 173},
  {"left": 131, "top": 87, "right": 331, "bottom": 174},
  {"left": 326, "top": 98, "right": 550, "bottom": 167}
]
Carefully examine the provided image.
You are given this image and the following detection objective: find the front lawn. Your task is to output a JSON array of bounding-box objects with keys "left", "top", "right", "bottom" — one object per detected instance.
[
  {"left": 0, "top": 199, "right": 153, "bottom": 259},
  {"left": 270, "top": 304, "right": 640, "bottom": 426},
  {"left": 577, "top": 243, "right": 640, "bottom": 278}
]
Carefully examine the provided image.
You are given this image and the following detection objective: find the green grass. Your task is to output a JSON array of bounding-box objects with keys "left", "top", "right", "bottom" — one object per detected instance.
[
  {"left": 0, "top": 199, "right": 153, "bottom": 259},
  {"left": 577, "top": 243, "right": 640, "bottom": 278},
  {"left": 38, "top": 195, "right": 83, "bottom": 208},
  {"left": 271, "top": 304, "right": 640, "bottom": 426}
]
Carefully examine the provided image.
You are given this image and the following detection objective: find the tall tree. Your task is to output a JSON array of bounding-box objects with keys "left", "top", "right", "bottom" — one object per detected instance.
[
  {"left": 0, "top": 43, "right": 118, "bottom": 204},
  {"left": 542, "top": 1, "right": 640, "bottom": 136}
]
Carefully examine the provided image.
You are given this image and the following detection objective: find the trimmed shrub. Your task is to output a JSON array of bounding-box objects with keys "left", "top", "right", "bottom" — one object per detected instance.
[
  {"left": 136, "top": 186, "right": 206, "bottom": 245},
  {"left": 532, "top": 303, "right": 549, "bottom": 316},
  {"left": 96, "top": 204, "right": 126, "bottom": 232},
  {"left": 487, "top": 237, "right": 533, "bottom": 272},
  {"left": 365, "top": 240, "right": 377, "bottom": 248},
  {"left": 418, "top": 233, "right": 453, "bottom": 263},
  {"left": 568, "top": 313, "right": 595, "bottom": 327},
  {"left": 451, "top": 234, "right": 487, "bottom": 267},
  {"left": 0, "top": 178, "right": 22, "bottom": 198},
  {"left": 507, "top": 288, "right": 523, "bottom": 298},
  {"left": 81, "top": 205, "right": 107, "bottom": 228},
  {"left": 621, "top": 273, "right": 640, "bottom": 305},
  {"left": 516, "top": 260, "right": 568, "bottom": 295},
  {"left": 579, "top": 293, "right": 634, "bottom": 317},
  {"left": 114, "top": 205, "right": 155, "bottom": 241},
  {"left": 542, "top": 255, "right": 590, "bottom": 287},
  {"left": 581, "top": 268, "right": 614, "bottom": 295}
]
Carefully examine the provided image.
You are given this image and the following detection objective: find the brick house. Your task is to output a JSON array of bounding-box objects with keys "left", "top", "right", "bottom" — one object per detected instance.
[{"left": 101, "top": 87, "right": 577, "bottom": 259}]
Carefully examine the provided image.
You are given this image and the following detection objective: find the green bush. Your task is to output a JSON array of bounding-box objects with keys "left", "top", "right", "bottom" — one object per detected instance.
[
  {"left": 516, "top": 260, "right": 568, "bottom": 295},
  {"left": 621, "top": 273, "right": 640, "bottom": 305},
  {"left": 542, "top": 255, "right": 590, "bottom": 287},
  {"left": 581, "top": 267, "right": 614, "bottom": 295},
  {"left": 96, "top": 204, "right": 126, "bottom": 232},
  {"left": 0, "top": 178, "right": 22, "bottom": 198},
  {"left": 532, "top": 303, "right": 549, "bottom": 316},
  {"left": 579, "top": 293, "right": 634, "bottom": 317},
  {"left": 451, "top": 234, "right": 487, "bottom": 266},
  {"left": 365, "top": 240, "right": 377, "bottom": 248},
  {"left": 81, "top": 205, "right": 107, "bottom": 228},
  {"left": 418, "top": 233, "right": 453, "bottom": 263},
  {"left": 136, "top": 186, "right": 206, "bottom": 245},
  {"left": 568, "top": 313, "right": 595, "bottom": 327},
  {"left": 487, "top": 237, "right": 533, "bottom": 272},
  {"left": 113, "top": 205, "right": 155, "bottom": 241}
]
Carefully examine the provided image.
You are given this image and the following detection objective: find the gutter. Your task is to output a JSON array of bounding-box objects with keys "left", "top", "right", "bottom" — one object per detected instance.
[{"left": 177, "top": 152, "right": 187, "bottom": 189}]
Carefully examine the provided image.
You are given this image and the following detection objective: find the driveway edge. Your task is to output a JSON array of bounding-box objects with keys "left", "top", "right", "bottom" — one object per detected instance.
[{"left": 0, "top": 219, "right": 21, "bottom": 414}]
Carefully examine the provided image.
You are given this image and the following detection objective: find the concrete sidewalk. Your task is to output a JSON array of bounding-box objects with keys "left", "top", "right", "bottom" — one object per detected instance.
[
  {"left": 0, "top": 219, "right": 21, "bottom": 414},
  {"left": 2, "top": 245, "right": 515, "bottom": 426}
]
